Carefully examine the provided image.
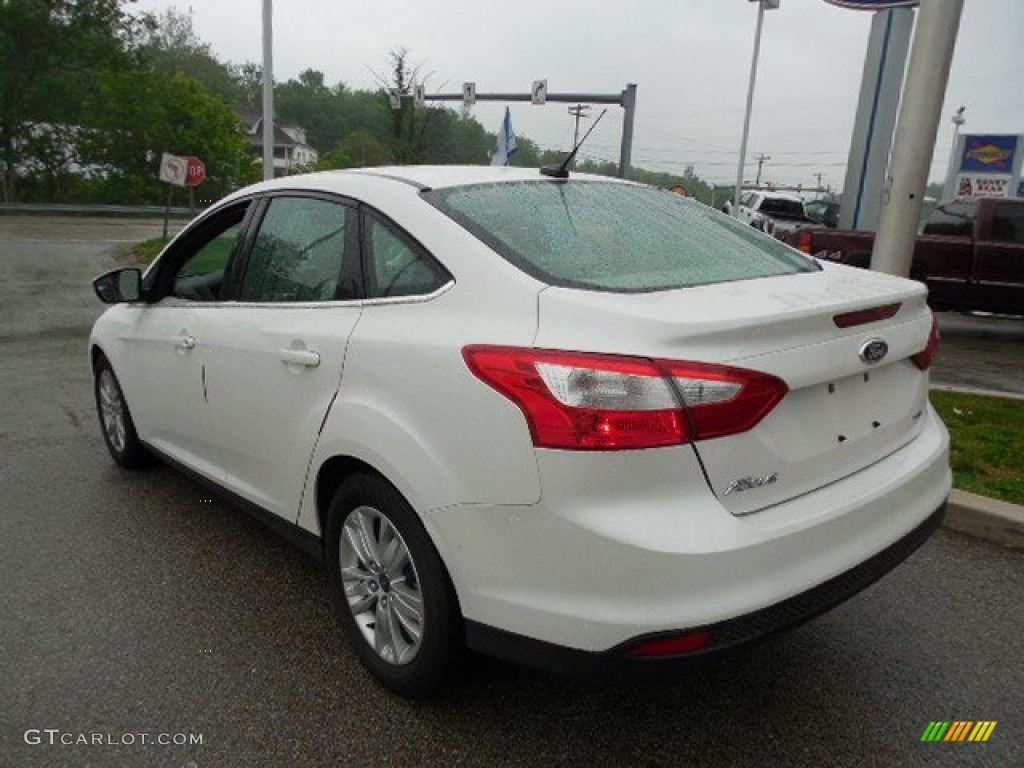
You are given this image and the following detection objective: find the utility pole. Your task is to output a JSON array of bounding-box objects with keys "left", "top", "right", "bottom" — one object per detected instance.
[
  {"left": 815, "top": 172, "right": 824, "bottom": 197},
  {"left": 734, "top": 0, "right": 779, "bottom": 215},
  {"left": 568, "top": 104, "right": 591, "bottom": 168},
  {"left": 755, "top": 154, "right": 770, "bottom": 186},
  {"left": 261, "top": 0, "right": 274, "bottom": 181}
]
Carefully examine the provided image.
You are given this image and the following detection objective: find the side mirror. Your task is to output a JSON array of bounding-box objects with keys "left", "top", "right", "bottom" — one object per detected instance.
[{"left": 93, "top": 267, "right": 143, "bottom": 304}]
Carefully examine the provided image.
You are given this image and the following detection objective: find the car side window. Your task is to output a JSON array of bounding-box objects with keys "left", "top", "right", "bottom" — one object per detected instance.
[
  {"left": 239, "top": 196, "right": 350, "bottom": 302},
  {"left": 170, "top": 205, "right": 249, "bottom": 301},
  {"left": 990, "top": 204, "right": 1024, "bottom": 244},
  {"left": 364, "top": 213, "right": 449, "bottom": 298}
]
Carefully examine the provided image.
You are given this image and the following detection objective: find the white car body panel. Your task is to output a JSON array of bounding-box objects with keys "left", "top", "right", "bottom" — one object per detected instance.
[
  {"left": 94, "top": 303, "right": 223, "bottom": 480},
  {"left": 429, "top": 409, "right": 948, "bottom": 651},
  {"left": 201, "top": 302, "right": 361, "bottom": 520}
]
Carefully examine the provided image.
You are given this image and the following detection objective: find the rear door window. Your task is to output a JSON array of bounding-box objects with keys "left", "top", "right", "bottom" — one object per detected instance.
[
  {"left": 239, "top": 196, "right": 352, "bottom": 302},
  {"left": 362, "top": 212, "right": 450, "bottom": 299}
]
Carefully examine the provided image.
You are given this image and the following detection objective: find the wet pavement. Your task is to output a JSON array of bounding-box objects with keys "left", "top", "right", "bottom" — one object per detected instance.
[{"left": 1, "top": 216, "right": 1021, "bottom": 767}]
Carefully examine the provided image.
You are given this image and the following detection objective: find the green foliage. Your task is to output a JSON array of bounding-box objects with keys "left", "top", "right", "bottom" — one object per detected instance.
[
  {"left": 930, "top": 390, "right": 1024, "bottom": 505},
  {"left": 78, "top": 68, "right": 252, "bottom": 204},
  {"left": 0, "top": 0, "right": 140, "bottom": 201},
  {"left": 317, "top": 130, "right": 393, "bottom": 170},
  {"left": 3, "top": 9, "right": 732, "bottom": 206},
  {"left": 132, "top": 235, "right": 170, "bottom": 264}
]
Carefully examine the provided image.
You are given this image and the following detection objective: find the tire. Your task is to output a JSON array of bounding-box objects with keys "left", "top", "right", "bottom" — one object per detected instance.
[
  {"left": 325, "top": 472, "right": 460, "bottom": 698},
  {"left": 845, "top": 252, "right": 871, "bottom": 270},
  {"left": 94, "top": 358, "right": 150, "bottom": 469}
]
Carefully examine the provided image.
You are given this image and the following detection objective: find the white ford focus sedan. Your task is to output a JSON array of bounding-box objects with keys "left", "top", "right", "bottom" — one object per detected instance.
[{"left": 90, "top": 166, "right": 950, "bottom": 697}]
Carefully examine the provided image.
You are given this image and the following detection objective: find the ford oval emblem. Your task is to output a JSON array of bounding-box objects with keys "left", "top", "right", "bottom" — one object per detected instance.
[{"left": 860, "top": 338, "right": 889, "bottom": 364}]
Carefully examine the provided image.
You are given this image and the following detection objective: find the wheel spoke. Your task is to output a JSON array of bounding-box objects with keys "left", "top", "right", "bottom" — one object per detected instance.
[
  {"left": 338, "top": 503, "right": 425, "bottom": 667},
  {"left": 390, "top": 585, "right": 423, "bottom": 642},
  {"left": 345, "top": 583, "right": 376, "bottom": 616},
  {"left": 342, "top": 510, "right": 379, "bottom": 569}
]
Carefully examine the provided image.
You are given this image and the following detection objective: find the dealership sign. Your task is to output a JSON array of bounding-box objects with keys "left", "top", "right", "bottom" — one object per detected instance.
[
  {"left": 948, "top": 134, "right": 1024, "bottom": 201},
  {"left": 960, "top": 135, "right": 1018, "bottom": 174},
  {"left": 823, "top": 1, "right": 919, "bottom": 9}
]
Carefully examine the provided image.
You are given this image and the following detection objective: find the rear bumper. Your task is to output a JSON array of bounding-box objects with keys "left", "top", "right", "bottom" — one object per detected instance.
[
  {"left": 426, "top": 404, "right": 950, "bottom": 657},
  {"left": 464, "top": 501, "right": 945, "bottom": 674}
]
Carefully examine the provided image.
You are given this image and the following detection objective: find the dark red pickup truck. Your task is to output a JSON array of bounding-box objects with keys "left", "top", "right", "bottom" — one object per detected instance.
[{"left": 788, "top": 197, "right": 1024, "bottom": 315}]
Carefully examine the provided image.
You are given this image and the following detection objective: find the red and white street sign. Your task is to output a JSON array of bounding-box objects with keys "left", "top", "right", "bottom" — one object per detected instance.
[
  {"left": 158, "top": 153, "right": 187, "bottom": 186},
  {"left": 185, "top": 156, "right": 206, "bottom": 187},
  {"left": 159, "top": 152, "right": 205, "bottom": 187}
]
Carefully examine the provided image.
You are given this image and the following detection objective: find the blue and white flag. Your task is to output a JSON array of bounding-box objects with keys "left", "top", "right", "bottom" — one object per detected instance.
[{"left": 490, "top": 107, "right": 518, "bottom": 166}]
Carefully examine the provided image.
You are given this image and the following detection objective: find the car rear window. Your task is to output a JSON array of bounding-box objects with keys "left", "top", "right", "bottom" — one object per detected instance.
[
  {"left": 427, "top": 180, "right": 816, "bottom": 292},
  {"left": 922, "top": 202, "right": 977, "bottom": 237}
]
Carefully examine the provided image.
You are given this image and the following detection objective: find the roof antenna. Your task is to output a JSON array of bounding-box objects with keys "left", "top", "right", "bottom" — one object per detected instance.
[{"left": 541, "top": 108, "right": 608, "bottom": 179}]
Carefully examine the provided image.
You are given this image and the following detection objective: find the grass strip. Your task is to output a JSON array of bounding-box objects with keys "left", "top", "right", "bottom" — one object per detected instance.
[{"left": 930, "top": 390, "right": 1023, "bottom": 506}]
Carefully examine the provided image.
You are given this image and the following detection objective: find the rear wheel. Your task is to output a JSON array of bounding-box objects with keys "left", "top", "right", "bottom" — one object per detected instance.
[
  {"left": 325, "top": 472, "right": 460, "bottom": 698},
  {"left": 94, "top": 358, "right": 150, "bottom": 469}
]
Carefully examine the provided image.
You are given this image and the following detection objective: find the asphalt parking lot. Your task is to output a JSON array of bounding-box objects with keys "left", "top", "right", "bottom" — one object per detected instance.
[{"left": 1, "top": 216, "right": 1021, "bottom": 767}]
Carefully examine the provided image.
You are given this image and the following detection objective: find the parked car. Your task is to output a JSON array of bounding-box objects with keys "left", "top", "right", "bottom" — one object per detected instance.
[
  {"left": 724, "top": 189, "right": 815, "bottom": 237},
  {"left": 804, "top": 199, "right": 840, "bottom": 228},
  {"left": 788, "top": 197, "right": 1024, "bottom": 315},
  {"left": 90, "top": 166, "right": 950, "bottom": 697}
]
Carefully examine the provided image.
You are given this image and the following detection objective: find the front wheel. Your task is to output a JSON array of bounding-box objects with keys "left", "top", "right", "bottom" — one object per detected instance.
[
  {"left": 324, "top": 473, "right": 460, "bottom": 698},
  {"left": 94, "top": 358, "right": 150, "bottom": 469}
]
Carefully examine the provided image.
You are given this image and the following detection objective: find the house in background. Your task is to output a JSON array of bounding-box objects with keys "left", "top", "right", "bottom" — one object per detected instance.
[{"left": 235, "top": 107, "right": 319, "bottom": 177}]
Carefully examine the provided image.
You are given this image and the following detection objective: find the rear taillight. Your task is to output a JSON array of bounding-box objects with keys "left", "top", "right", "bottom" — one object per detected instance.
[
  {"left": 796, "top": 229, "right": 813, "bottom": 254},
  {"left": 462, "top": 346, "right": 788, "bottom": 450},
  {"left": 911, "top": 315, "right": 941, "bottom": 370},
  {"left": 659, "top": 360, "right": 789, "bottom": 441}
]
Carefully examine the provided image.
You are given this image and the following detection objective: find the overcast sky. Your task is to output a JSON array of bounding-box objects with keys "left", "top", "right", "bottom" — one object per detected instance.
[{"left": 131, "top": 0, "right": 1024, "bottom": 193}]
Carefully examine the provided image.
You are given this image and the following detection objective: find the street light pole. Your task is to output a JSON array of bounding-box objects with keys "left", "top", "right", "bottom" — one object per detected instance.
[
  {"left": 262, "top": 0, "right": 274, "bottom": 181},
  {"left": 733, "top": 1, "right": 778, "bottom": 215}
]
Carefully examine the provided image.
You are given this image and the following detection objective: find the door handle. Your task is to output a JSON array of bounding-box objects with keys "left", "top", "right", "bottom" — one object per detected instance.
[
  {"left": 279, "top": 348, "right": 320, "bottom": 368},
  {"left": 178, "top": 335, "right": 196, "bottom": 350}
]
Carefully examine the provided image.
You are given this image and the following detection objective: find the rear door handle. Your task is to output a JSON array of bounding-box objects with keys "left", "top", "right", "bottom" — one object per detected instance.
[{"left": 279, "top": 348, "right": 320, "bottom": 368}]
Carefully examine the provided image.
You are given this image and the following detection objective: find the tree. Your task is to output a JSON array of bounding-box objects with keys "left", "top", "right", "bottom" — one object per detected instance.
[
  {"left": 139, "top": 7, "right": 240, "bottom": 104},
  {"left": 316, "top": 130, "right": 392, "bottom": 170},
  {"left": 0, "top": 0, "right": 140, "bottom": 201},
  {"left": 79, "top": 68, "right": 253, "bottom": 203},
  {"left": 276, "top": 69, "right": 354, "bottom": 153}
]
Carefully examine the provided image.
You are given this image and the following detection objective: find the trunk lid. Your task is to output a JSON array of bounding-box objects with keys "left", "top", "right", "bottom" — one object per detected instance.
[{"left": 533, "top": 263, "right": 934, "bottom": 515}]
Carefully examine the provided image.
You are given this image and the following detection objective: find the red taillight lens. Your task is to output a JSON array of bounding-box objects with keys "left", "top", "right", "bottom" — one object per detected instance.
[
  {"left": 796, "top": 229, "right": 813, "bottom": 254},
  {"left": 462, "top": 346, "right": 686, "bottom": 449},
  {"left": 911, "top": 315, "right": 941, "bottom": 370},
  {"left": 628, "top": 629, "right": 714, "bottom": 658},
  {"left": 462, "top": 346, "right": 788, "bottom": 450},
  {"left": 659, "top": 360, "right": 788, "bottom": 441},
  {"left": 833, "top": 302, "right": 901, "bottom": 328}
]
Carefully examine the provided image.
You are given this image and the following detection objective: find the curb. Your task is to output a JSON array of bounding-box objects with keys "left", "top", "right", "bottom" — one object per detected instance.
[{"left": 943, "top": 489, "right": 1024, "bottom": 550}]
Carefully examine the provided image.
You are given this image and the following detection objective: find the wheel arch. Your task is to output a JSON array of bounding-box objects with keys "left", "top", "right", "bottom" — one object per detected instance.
[{"left": 315, "top": 454, "right": 466, "bottom": 623}]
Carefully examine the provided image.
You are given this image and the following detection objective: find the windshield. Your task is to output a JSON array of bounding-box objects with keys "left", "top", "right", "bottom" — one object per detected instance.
[{"left": 426, "top": 180, "right": 817, "bottom": 293}]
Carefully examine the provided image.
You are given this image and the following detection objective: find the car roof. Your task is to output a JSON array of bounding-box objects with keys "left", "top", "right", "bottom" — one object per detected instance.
[
  {"left": 226, "top": 165, "right": 634, "bottom": 202},
  {"left": 755, "top": 190, "right": 805, "bottom": 203}
]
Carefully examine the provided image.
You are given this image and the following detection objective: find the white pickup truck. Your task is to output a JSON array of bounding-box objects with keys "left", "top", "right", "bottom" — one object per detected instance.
[{"left": 722, "top": 190, "right": 815, "bottom": 237}]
